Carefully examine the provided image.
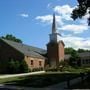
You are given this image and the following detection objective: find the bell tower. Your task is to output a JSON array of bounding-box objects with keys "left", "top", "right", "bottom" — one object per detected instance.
[{"left": 47, "top": 14, "right": 65, "bottom": 67}]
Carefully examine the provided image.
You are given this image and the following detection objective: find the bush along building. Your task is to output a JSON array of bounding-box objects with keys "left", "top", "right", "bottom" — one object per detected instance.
[{"left": 0, "top": 14, "right": 90, "bottom": 73}]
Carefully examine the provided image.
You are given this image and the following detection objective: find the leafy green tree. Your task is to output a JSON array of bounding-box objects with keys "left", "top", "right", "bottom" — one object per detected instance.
[
  {"left": 65, "top": 47, "right": 76, "bottom": 54},
  {"left": 77, "top": 48, "right": 85, "bottom": 53},
  {"left": 19, "top": 60, "right": 29, "bottom": 73},
  {"left": 7, "top": 59, "right": 29, "bottom": 74},
  {"left": 58, "top": 61, "right": 67, "bottom": 71},
  {"left": 71, "top": 0, "right": 90, "bottom": 25},
  {"left": 1, "top": 34, "right": 22, "bottom": 43},
  {"left": 7, "top": 59, "right": 20, "bottom": 74},
  {"left": 77, "top": 48, "right": 90, "bottom": 52},
  {"left": 69, "top": 49, "right": 79, "bottom": 67}
]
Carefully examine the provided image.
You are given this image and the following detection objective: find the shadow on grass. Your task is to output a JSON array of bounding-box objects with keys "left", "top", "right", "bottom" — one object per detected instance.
[
  {"left": 69, "top": 75, "right": 90, "bottom": 89},
  {"left": 2, "top": 73, "right": 80, "bottom": 88}
]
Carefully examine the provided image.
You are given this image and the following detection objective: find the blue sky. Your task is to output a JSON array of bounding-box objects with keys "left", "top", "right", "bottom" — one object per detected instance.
[{"left": 0, "top": 0, "right": 90, "bottom": 50}]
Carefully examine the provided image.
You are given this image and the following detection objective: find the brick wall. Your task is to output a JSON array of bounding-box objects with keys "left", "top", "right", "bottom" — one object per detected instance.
[
  {"left": 24, "top": 56, "right": 45, "bottom": 69},
  {"left": 58, "top": 41, "right": 64, "bottom": 61},
  {"left": 0, "top": 39, "right": 24, "bottom": 73},
  {"left": 47, "top": 41, "right": 64, "bottom": 67},
  {"left": 0, "top": 39, "right": 45, "bottom": 73}
]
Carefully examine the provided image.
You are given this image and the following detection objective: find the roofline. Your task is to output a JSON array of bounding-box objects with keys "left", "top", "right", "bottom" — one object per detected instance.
[{"left": 0, "top": 38, "right": 46, "bottom": 59}]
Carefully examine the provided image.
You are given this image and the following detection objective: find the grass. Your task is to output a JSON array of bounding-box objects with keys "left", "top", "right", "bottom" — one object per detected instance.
[
  {"left": 0, "top": 72, "right": 80, "bottom": 88},
  {"left": 70, "top": 76, "right": 90, "bottom": 89},
  {"left": 0, "top": 67, "right": 90, "bottom": 88}
]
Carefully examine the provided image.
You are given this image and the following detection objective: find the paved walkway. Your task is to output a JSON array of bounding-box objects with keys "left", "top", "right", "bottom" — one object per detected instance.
[
  {"left": 0, "top": 71, "right": 45, "bottom": 79},
  {"left": 0, "top": 84, "right": 64, "bottom": 90}
]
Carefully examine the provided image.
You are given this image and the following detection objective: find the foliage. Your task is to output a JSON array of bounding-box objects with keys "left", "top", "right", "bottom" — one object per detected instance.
[
  {"left": 7, "top": 59, "right": 29, "bottom": 74},
  {"left": 45, "top": 61, "right": 68, "bottom": 72},
  {"left": 7, "top": 59, "right": 20, "bottom": 74},
  {"left": 69, "top": 50, "right": 80, "bottom": 67},
  {"left": 71, "top": 0, "right": 90, "bottom": 25},
  {"left": 32, "top": 67, "right": 44, "bottom": 72},
  {"left": 18, "top": 60, "right": 29, "bottom": 73},
  {"left": 65, "top": 47, "right": 90, "bottom": 54},
  {"left": 45, "top": 67, "right": 58, "bottom": 72},
  {"left": 1, "top": 34, "right": 22, "bottom": 43},
  {"left": 65, "top": 47, "right": 76, "bottom": 54},
  {"left": 77, "top": 48, "right": 90, "bottom": 53},
  {"left": 58, "top": 60, "right": 68, "bottom": 71}
]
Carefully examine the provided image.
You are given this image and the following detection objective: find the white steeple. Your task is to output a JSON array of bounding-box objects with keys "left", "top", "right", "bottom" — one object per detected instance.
[
  {"left": 52, "top": 13, "right": 57, "bottom": 33},
  {"left": 49, "top": 13, "right": 61, "bottom": 43}
]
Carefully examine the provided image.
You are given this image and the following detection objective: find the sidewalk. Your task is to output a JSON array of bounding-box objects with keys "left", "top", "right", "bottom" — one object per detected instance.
[
  {"left": 0, "top": 71, "right": 45, "bottom": 79},
  {"left": 0, "top": 84, "right": 64, "bottom": 90}
]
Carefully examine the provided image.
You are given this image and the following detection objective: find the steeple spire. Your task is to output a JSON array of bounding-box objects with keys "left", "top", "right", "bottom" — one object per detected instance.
[{"left": 52, "top": 13, "right": 56, "bottom": 33}]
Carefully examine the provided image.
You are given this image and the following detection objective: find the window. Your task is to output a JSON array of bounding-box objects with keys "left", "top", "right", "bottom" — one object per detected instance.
[
  {"left": 31, "top": 60, "right": 33, "bottom": 65},
  {"left": 39, "top": 61, "right": 42, "bottom": 66},
  {"left": 82, "top": 60, "right": 85, "bottom": 64}
]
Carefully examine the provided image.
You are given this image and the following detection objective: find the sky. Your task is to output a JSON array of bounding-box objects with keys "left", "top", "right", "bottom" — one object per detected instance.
[{"left": 0, "top": 0, "right": 90, "bottom": 50}]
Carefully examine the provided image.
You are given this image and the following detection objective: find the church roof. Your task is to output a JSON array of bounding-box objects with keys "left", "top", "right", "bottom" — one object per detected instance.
[
  {"left": 65, "top": 52, "right": 90, "bottom": 60},
  {"left": 78, "top": 52, "right": 90, "bottom": 58},
  {"left": 0, "top": 38, "right": 46, "bottom": 59}
]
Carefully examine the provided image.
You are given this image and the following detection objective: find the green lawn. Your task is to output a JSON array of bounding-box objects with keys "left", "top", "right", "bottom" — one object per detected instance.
[
  {"left": 0, "top": 67, "right": 90, "bottom": 88},
  {"left": 0, "top": 72, "right": 80, "bottom": 88},
  {"left": 70, "top": 76, "right": 90, "bottom": 89}
]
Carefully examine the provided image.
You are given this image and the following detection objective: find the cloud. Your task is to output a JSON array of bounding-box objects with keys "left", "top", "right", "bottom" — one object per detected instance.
[
  {"left": 54, "top": 5, "right": 74, "bottom": 21},
  {"left": 35, "top": 4, "right": 90, "bottom": 49},
  {"left": 54, "top": 5, "right": 73, "bottom": 15},
  {"left": 35, "top": 4, "right": 89, "bottom": 34},
  {"left": 79, "top": 13, "right": 89, "bottom": 25},
  {"left": 35, "top": 5, "right": 74, "bottom": 26},
  {"left": 35, "top": 15, "right": 52, "bottom": 23},
  {"left": 19, "top": 13, "right": 29, "bottom": 18},
  {"left": 35, "top": 15, "right": 64, "bottom": 25},
  {"left": 47, "top": 3, "right": 52, "bottom": 8},
  {"left": 59, "top": 24, "right": 88, "bottom": 34},
  {"left": 61, "top": 36, "right": 90, "bottom": 50}
]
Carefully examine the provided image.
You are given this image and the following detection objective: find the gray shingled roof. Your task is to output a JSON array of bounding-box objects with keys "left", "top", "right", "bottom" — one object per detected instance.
[
  {"left": 65, "top": 52, "right": 90, "bottom": 60},
  {"left": 79, "top": 52, "right": 90, "bottom": 58},
  {"left": 1, "top": 38, "right": 46, "bottom": 59}
]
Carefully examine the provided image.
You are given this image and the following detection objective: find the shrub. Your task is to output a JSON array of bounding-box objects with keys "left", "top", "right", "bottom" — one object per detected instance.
[
  {"left": 7, "top": 59, "right": 29, "bottom": 74},
  {"left": 19, "top": 60, "right": 29, "bottom": 73},
  {"left": 45, "top": 67, "right": 58, "bottom": 72},
  {"left": 7, "top": 59, "right": 19, "bottom": 74},
  {"left": 32, "top": 67, "right": 44, "bottom": 72}
]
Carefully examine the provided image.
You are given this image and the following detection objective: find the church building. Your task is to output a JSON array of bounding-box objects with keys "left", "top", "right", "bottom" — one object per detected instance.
[
  {"left": 47, "top": 14, "right": 65, "bottom": 67},
  {"left": 0, "top": 14, "right": 90, "bottom": 73},
  {"left": 0, "top": 14, "right": 65, "bottom": 73}
]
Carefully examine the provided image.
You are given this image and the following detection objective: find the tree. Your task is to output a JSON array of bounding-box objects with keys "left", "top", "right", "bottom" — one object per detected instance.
[
  {"left": 77, "top": 48, "right": 85, "bottom": 53},
  {"left": 7, "top": 59, "right": 20, "bottom": 74},
  {"left": 71, "top": 0, "right": 90, "bottom": 25},
  {"left": 1, "top": 34, "right": 22, "bottom": 43},
  {"left": 77, "top": 48, "right": 90, "bottom": 52},
  {"left": 69, "top": 49, "right": 79, "bottom": 67},
  {"left": 65, "top": 47, "right": 76, "bottom": 54},
  {"left": 58, "top": 61, "right": 67, "bottom": 71},
  {"left": 19, "top": 60, "right": 29, "bottom": 73},
  {"left": 7, "top": 59, "right": 29, "bottom": 74}
]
